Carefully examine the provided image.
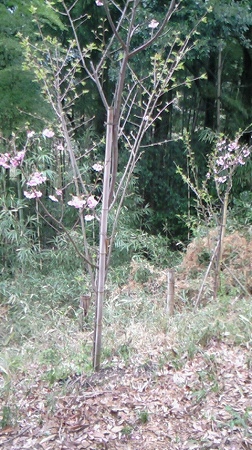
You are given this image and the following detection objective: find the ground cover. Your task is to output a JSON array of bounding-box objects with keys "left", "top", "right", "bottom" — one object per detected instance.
[{"left": 1, "top": 231, "right": 252, "bottom": 449}]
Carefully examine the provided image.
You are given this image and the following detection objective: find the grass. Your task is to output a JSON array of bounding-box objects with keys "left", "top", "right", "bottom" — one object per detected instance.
[{"left": 0, "top": 252, "right": 252, "bottom": 432}]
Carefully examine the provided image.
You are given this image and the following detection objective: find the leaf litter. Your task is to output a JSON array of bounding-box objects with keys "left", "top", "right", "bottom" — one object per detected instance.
[{"left": 1, "top": 340, "right": 252, "bottom": 449}]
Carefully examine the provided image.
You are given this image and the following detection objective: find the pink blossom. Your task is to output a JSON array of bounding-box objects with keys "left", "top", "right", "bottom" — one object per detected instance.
[
  {"left": 10, "top": 151, "right": 25, "bottom": 167},
  {"left": 87, "top": 195, "right": 98, "bottom": 209},
  {"left": 68, "top": 196, "right": 86, "bottom": 209},
  {"left": 92, "top": 163, "right": 103, "bottom": 172},
  {"left": 237, "top": 157, "right": 245, "bottom": 165},
  {"left": 27, "top": 130, "right": 35, "bottom": 139},
  {"left": 148, "top": 19, "right": 159, "bottom": 29},
  {"left": 49, "top": 195, "right": 59, "bottom": 202},
  {"left": 216, "top": 157, "right": 225, "bottom": 166},
  {"left": 95, "top": 0, "right": 103, "bottom": 5},
  {"left": 55, "top": 189, "right": 62, "bottom": 196},
  {"left": 24, "top": 190, "right": 42, "bottom": 199},
  {"left": 27, "top": 172, "right": 47, "bottom": 186},
  {"left": 216, "top": 176, "right": 227, "bottom": 184},
  {"left": 0, "top": 153, "right": 11, "bottom": 169},
  {"left": 228, "top": 141, "right": 238, "bottom": 152},
  {"left": 57, "top": 143, "right": 64, "bottom": 151},
  {"left": 217, "top": 140, "right": 226, "bottom": 150},
  {"left": 10, "top": 159, "right": 19, "bottom": 168},
  {"left": 243, "top": 148, "right": 250, "bottom": 158},
  {"left": 42, "top": 129, "right": 55, "bottom": 138},
  {"left": 85, "top": 214, "right": 95, "bottom": 221}
]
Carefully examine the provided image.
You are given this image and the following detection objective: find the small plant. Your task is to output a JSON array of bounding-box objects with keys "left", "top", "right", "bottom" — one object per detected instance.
[
  {"left": 134, "top": 266, "right": 152, "bottom": 284},
  {"left": 225, "top": 405, "right": 252, "bottom": 430},
  {"left": 137, "top": 410, "right": 149, "bottom": 424},
  {"left": 118, "top": 344, "right": 131, "bottom": 363},
  {"left": 121, "top": 425, "right": 133, "bottom": 436},
  {"left": 0, "top": 405, "right": 18, "bottom": 429}
]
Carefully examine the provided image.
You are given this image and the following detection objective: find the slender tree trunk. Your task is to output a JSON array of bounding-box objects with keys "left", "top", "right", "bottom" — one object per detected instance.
[
  {"left": 17, "top": 173, "right": 24, "bottom": 225},
  {"left": 93, "top": 107, "right": 113, "bottom": 371},
  {"left": 214, "top": 192, "right": 228, "bottom": 299},
  {"left": 241, "top": 31, "right": 252, "bottom": 123},
  {"left": 216, "top": 45, "right": 222, "bottom": 133},
  {"left": 204, "top": 51, "right": 216, "bottom": 129}
]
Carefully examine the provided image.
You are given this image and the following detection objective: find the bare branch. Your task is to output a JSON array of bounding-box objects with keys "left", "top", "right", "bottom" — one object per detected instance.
[
  {"left": 129, "top": 0, "right": 178, "bottom": 58},
  {"left": 102, "top": 0, "right": 128, "bottom": 50}
]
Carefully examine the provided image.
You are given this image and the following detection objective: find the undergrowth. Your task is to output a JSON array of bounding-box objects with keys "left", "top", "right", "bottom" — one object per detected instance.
[{"left": 0, "top": 239, "right": 252, "bottom": 429}]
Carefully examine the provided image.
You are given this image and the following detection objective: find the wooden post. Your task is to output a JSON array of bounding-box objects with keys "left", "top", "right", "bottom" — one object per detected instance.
[{"left": 166, "top": 269, "right": 175, "bottom": 316}]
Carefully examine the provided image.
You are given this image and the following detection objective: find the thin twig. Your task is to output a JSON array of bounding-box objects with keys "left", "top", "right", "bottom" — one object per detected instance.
[{"left": 0, "top": 427, "right": 30, "bottom": 446}]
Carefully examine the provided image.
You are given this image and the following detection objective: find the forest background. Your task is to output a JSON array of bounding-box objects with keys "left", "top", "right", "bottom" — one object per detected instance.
[
  {"left": 1, "top": 0, "right": 252, "bottom": 246},
  {"left": 1, "top": 0, "right": 252, "bottom": 364}
]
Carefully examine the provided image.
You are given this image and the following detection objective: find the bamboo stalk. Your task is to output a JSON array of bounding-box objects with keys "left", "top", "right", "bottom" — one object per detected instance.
[{"left": 93, "top": 107, "right": 113, "bottom": 371}]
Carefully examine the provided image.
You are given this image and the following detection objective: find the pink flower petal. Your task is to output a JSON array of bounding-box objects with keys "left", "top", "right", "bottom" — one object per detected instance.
[
  {"left": 68, "top": 196, "right": 86, "bottom": 209},
  {"left": 148, "top": 19, "right": 159, "bottom": 29},
  {"left": 49, "top": 195, "right": 59, "bottom": 202},
  {"left": 87, "top": 195, "right": 98, "bottom": 209},
  {"left": 42, "top": 128, "right": 55, "bottom": 138},
  {"left": 92, "top": 163, "right": 103, "bottom": 172},
  {"left": 85, "top": 214, "right": 95, "bottom": 221}
]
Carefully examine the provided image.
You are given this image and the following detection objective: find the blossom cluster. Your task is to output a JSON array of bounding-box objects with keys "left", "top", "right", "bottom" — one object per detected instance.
[
  {"left": 1, "top": 129, "right": 100, "bottom": 222},
  {"left": 92, "top": 163, "right": 103, "bottom": 172},
  {"left": 24, "top": 171, "right": 47, "bottom": 199},
  {"left": 67, "top": 194, "right": 98, "bottom": 221},
  {"left": 42, "top": 129, "right": 55, "bottom": 138},
  {"left": 48, "top": 189, "right": 63, "bottom": 203},
  {"left": 67, "top": 194, "right": 98, "bottom": 209},
  {"left": 24, "top": 190, "right": 43, "bottom": 199},
  {"left": 27, "top": 172, "right": 47, "bottom": 186},
  {"left": 209, "top": 139, "right": 251, "bottom": 185},
  {"left": 0, "top": 151, "right": 25, "bottom": 169}
]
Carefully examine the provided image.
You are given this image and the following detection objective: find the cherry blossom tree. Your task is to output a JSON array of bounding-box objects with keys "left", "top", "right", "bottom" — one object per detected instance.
[
  {"left": 177, "top": 134, "right": 252, "bottom": 305},
  {"left": 14, "top": 0, "right": 207, "bottom": 369}
]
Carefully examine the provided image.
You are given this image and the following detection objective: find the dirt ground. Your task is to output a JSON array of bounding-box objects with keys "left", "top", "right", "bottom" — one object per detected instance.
[{"left": 1, "top": 341, "right": 252, "bottom": 450}]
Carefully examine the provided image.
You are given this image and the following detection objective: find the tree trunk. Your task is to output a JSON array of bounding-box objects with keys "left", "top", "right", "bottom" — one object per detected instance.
[
  {"left": 241, "top": 45, "right": 252, "bottom": 122},
  {"left": 204, "top": 51, "right": 216, "bottom": 130},
  {"left": 213, "top": 192, "right": 229, "bottom": 299},
  {"left": 93, "top": 107, "right": 113, "bottom": 371},
  {"left": 216, "top": 45, "right": 222, "bottom": 133}
]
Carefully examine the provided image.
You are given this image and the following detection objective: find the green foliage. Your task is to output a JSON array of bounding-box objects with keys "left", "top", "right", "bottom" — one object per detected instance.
[
  {"left": 113, "top": 226, "right": 175, "bottom": 268},
  {"left": 0, "top": 405, "right": 18, "bottom": 429},
  {"left": 231, "top": 191, "right": 252, "bottom": 226},
  {"left": 137, "top": 410, "right": 149, "bottom": 424},
  {"left": 1, "top": 0, "right": 252, "bottom": 248},
  {"left": 0, "top": 0, "right": 61, "bottom": 135},
  {"left": 133, "top": 265, "right": 152, "bottom": 284},
  {"left": 0, "top": 266, "right": 93, "bottom": 383},
  {"left": 0, "top": 196, "right": 39, "bottom": 274},
  {"left": 47, "top": 231, "right": 87, "bottom": 274},
  {"left": 137, "top": 140, "right": 189, "bottom": 241}
]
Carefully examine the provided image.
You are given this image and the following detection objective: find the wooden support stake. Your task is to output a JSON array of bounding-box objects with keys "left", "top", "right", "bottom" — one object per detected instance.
[{"left": 166, "top": 269, "right": 175, "bottom": 316}]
